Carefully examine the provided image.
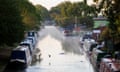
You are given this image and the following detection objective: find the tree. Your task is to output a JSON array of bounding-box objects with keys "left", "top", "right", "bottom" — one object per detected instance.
[
  {"left": 49, "top": 1, "right": 96, "bottom": 28},
  {"left": 35, "top": 5, "right": 50, "bottom": 21},
  {"left": 93, "top": 0, "right": 120, "bottom": 31},
  {"left": 0, "top": 0, "right": 42, "bottom": 46},
  {"left": 15, "top": 0, "right": 41, "bottom": 31},
  {"left": 0, "top": 0, "right": 25, "bottom": 46},
  {"left": 93, "top": 0, "right": 120, "bottom": 52},
  {"left": 84, "top": 0, "right": 87, "bottom": 5}
]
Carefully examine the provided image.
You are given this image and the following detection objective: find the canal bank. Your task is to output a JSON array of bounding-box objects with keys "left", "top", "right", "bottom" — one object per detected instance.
[
  {"left": 0, "top": 48, "right": 12, "bottom": 72},
  {"left": 0, "top": 61, "right": 7, "bottom": 72}
]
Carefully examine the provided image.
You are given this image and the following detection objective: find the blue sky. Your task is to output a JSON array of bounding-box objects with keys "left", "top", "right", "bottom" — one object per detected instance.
[{"left": 29, "top": 0, "right": 94, "bottom": 10}]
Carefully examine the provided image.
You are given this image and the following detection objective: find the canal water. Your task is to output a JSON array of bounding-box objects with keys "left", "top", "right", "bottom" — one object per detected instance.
[
  {"left": 2, "top": 26, "right": 94, "bottom": 72},
  {"left": 25, "top": 26, "right": 94, "bottom": 72}
]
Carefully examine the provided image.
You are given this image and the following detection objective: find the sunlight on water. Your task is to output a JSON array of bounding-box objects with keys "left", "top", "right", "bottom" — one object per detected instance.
[
  {"left": 36, "top": 35, "right": 64, "bottom": 64},
  {"left": 27, "top": 26, "right": 94, "bottom": 72},
  {"left": 32, "top": 34, "right": 94, "bottom": 72}
]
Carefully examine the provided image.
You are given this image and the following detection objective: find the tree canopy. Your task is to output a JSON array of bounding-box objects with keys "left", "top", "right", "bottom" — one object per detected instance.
[
  {"left": 0, "top": 0, "right": 41, "bottom": 46},
  {"left": 35, "top": 5, "right": 50, "bottom": 21},
  {"left": 49, "top": 1, "right": 97, "bottom": 28},
  {"left": 15, "top": 0, "right": 41, "bottom": 30},
  {"left": 93, "top": 0, "right": 120, "bottom": 32},
  {"left": 0, "top": 0, "right": 25, "bottom": 46},
  {"left": 93, "top": 0, "right": 120, "bottom": 51}
]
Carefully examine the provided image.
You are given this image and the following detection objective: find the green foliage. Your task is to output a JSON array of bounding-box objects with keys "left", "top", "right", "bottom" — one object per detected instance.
[
  {"left": 0, "top": 0, "right": 25, "bottom": 46},
  {"left": 0, "top": 0, "right": 42, "bottom": 46},
  {"left": 94, "top": 0, "right": 120, "bottom": 51},
  {"left": 49, "top": 1, "right": 96, "bottom": 28},
  {"left": 15, "top": 0, "right": 41, "bottom": 31},
  {"left": 35, "top": 5, "right": 50, "bottom": 21},
  {"left": 94, "top": 0, "right": 120, "bottom": 31}
]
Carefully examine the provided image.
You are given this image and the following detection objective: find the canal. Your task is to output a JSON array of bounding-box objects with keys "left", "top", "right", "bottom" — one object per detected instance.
[{"left": 3, "top": 26, "right": 94, "bottom": 72}]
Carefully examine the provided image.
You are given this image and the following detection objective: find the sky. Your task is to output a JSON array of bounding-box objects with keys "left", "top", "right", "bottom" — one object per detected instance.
[{"left": 29, "top": 0, "right": 94, "bottom": 10}]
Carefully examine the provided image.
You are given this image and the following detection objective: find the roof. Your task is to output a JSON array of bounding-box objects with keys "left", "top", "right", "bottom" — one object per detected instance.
[
  {"left": 93, "top": 20, "right": 109, "bottom": 28},
  {"left": 13, "top": 46, "right": 28, "bottom": 51}
]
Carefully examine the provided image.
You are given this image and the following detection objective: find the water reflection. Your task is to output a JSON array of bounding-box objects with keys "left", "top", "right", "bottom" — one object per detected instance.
[
  {"left": 25, "top": 35, "right": 94, "bottom": 72},
  {"left": 26, "top": 53, "right": 94, "bottom": 72},
  {"left": 3, "top": 26, "right": 94, "bottom": 72},
  {"left": 62, "top": 36, "right": 83, "bottom": 55}
]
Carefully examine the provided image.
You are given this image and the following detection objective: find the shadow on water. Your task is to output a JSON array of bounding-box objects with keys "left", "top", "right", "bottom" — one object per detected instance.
[
  {"left": 3, "top": 62, "right": 27, "bottom": 72},
  {"left": 3, "top": 56, "right": 44, "bottom": 72},
  {"left": 62, "top": 37, "right": 83, "bottom": 55},
  {"left": 31, "top": 55, "right": 42, "bottom": 66}
]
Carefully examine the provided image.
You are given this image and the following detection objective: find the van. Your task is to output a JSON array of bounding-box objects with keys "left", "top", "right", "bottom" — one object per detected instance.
[{"left": 8, "top": 46, "right": 31, "bottom": 69}]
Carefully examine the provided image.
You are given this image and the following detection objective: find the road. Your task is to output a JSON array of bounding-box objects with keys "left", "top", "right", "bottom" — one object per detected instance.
[{"left": 4, "top": 26, "right": 94, "bottom": 72}]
